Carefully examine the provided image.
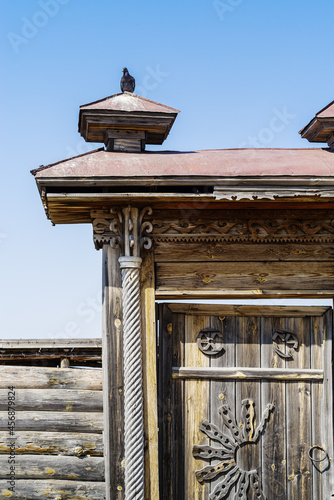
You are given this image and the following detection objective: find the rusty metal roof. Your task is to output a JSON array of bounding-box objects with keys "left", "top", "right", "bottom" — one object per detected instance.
[
  {"left": 80, "top": 92, "right": 180, "bottom": 114},
  {"left": 32, "top": 147, "right": 334, "bottom": 179}
]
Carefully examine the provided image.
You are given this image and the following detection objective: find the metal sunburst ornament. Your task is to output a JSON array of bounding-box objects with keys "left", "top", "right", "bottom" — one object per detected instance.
[{"left": 193, "top": 399, "right": 274, "bottom": 499}]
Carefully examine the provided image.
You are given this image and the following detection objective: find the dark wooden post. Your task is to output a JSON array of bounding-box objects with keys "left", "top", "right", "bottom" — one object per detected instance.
[{"left": 102, "top": 244, "right": 124, "bottom": 499}]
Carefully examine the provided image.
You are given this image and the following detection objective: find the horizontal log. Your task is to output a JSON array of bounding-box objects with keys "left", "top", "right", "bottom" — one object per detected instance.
[
  {"left": 154, "top": 242, "right": 334, "bottom": 262},
  {"left": 0, "top": 412, "right": 103, "bottom": 433},
  {"left": 0, "top": 432, "right": 103, "bottom": 456},
  {"left": 172, "top": 367, "right": 324, "bottom": 381},
  {"left": 0, "top": 389, "right": 103, "bottom": 412},
  {"left": 0, "top": 339, "right": 102, "bottom": 349},
  {"left": 167, "top": 304, "right": 330, "bottom": 317},
  {"left": 0, "top": 480, "right": 106, "bottom": 499},
  {"left": 156, "top": 289, "right": 334, "bottom": 299},
  {"left": 0, "top": 366, "right": 102, "bottom": 390},
  {"left": 156, "top": 261, "right": 334, "bottom": 291},
  {"left": 0, "top": 455, "right": 104, "bottom": 481}
]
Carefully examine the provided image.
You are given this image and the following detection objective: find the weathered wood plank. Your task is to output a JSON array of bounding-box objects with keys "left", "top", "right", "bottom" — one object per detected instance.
[
  {"left": 154, "top": 242, "right": 334, "bottom": 262},
  {"left": 0, "top": 389, "right": 103, "bottom": 412},
  {"left": 261, "top": 316, "right": 287, "bottom": 499},
  {"left": 156, "top": 261, "right": 334, "bottom": 291},
  {"left": 168, "top": 304, "right": 330, "bottom": 317},
  {"left": 0, "top": 431, "right": 103, "bottom": 456},
  {"left": 0, "top": 412, "right": 103, "bottom": 433},
  {"left": 310, "top": 315, "right": 324, "bottom": 499},
  {"left": 0, "top": 480, "right": 106, "bottom": 499},
  {"left": 141, "top": 249, "right": 159, "bottom": 500},
  {"left": 158, "top": 304, "right": 174, "bottom": 500},
  {"left": 184, "top": 314, "right": 210, "bottom": 499},
  {"left": 172, "top": 367, "right": 323, "bottom": 380},
  {"left": 0, "top": 455, "right": 104, "bottom": 481},
  {"left": 0, "top": 339, "right": 102, "bottom": 349},
  {"left": 209, "top": 315, "right": 236, "bottom": 495},
  {"left": 102, "top": 244, "right": 124, "bottom": 500},
  {"left": 286, "top": 317, "right": 312, "bottom": 500},
  {"left": 320, "top": 309, "right": 334, "bottom": 498},
  {"left": 0, "top": 366, "right": 102, "bottom": 390},
  {"left": 236, "top": 316, "right": 261, "bottom": 476},
  {"left": 156, "top": 289, "right": 334, "bottom": 299}
]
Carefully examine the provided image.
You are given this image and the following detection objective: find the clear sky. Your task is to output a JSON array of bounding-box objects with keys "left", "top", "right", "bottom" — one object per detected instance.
[{"left": 1, "top": 0, "right": 334, "bottom": 339}]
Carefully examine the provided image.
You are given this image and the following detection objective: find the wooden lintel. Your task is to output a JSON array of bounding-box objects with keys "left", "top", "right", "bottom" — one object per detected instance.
[
  {"left": 156, "top": 290, "right": 334, "bottom": 299},
  {"left": 172, "top": 367, "right": 324, "bottom": 381},
  {"left": 167, "top": 304, "right": 331, "bottom": 317}
]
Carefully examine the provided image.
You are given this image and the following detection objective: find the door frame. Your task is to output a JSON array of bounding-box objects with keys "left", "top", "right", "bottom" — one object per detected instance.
[{"left": 157, "top": 301, "right": 334, "bottom": 500}]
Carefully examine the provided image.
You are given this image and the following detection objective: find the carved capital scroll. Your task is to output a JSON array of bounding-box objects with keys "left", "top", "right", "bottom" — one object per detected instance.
[{"left": 91, "top": 206, "right": 153, "bottom": 252}]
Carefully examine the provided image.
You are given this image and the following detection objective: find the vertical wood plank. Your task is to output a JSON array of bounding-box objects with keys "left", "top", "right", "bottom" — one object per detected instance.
[
  {"left": 235, "top": 316, "right": 261, "bottom": 473},
  {"left": 321, "top": 308, "right": 334, "bottom": 498},
  {"left": 261, "top": 316, "right": 287, "bottom": 499},
  {"left": 158, "top": 304, "right": 174, "bottom": 500},
  {"left": 140, "top": 250, "right": 159, "bottom": 500},
  {"left": 102, "top": 244, "right": 123, "bottom": 500},
  {"left": 210, "top": 314, "right": 236, "bottom": 495},
  {"left": 184, "top": 314, "right": 210, "bottom": 499},
  {"left": 310, "top": 314, "right": 323, "bottom": 500},
  {"left": 172, "top": 309, "right": 185, "bottom": 500},
  {"left": 286, "top": 317, "right": 312, "bottom": 500}
]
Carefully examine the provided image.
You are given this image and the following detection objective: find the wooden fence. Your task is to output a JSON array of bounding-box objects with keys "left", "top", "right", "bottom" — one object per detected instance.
[{"left": 0, "top": 339, "right": 105, "bottom": 500}]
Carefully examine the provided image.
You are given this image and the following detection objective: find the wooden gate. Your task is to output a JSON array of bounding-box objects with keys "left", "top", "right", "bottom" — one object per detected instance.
[{"left": 158, "top": 304, "right": 333, "bottom": 500}]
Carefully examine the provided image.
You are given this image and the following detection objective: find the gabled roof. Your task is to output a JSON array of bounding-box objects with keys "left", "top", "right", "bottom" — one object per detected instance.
[
  {"left": 32, "top": 147, "right": 334, "bottom": 180},
  {"left": 315, "top": 100, "right": 334, "bottom": 118},
  {"left": 299, "top": 100, "right": 334, "bottom": 146},
  {"left": 79, "top": 92, "right": 180, "bottom": 114}
]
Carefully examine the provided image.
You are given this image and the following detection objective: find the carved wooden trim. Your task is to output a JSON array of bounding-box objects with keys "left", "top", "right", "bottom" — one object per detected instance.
[
  {"left": 91, "top": 207, "right": 153, "bottom": 251},
  {"left": 151, "top": 216, "right": 334, "bottom": 244},
  {"left": 193, "top": 399, "right": 274, "bottom": 499},
  {"left": 92, "top": 209, "right": 334, "bottom": 246}
]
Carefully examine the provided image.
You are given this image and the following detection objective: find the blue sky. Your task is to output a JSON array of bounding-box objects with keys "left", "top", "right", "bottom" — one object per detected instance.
[{"left": 1, "top": 0, "right": 334, "bottom": 339}]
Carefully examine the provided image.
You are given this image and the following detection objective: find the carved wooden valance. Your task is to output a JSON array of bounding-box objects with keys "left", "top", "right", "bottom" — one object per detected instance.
[{"left": 91, "top": 209, "right": 334, "bottom": 248}]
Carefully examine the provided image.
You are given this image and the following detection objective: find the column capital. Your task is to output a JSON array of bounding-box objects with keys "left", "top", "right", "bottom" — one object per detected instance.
[
  {"left": 91, "top": 206, "right": 153, "bottom": 254},
  {"left": 119, "top": 256, "right": 142, "bottom": 269}
]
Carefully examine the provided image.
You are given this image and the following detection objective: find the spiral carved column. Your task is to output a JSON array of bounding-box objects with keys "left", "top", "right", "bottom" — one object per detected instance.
[{"left": 119, "top": 256, "right": 144, "bottom": 500}]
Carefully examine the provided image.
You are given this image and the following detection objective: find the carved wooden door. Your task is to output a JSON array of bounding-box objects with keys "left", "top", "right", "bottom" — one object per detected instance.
[{"left": 158, "top": 304, "right": 333, "bottom": 500}]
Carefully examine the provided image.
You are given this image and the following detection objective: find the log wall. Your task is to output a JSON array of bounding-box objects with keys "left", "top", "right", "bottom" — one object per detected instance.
[{"left": 0, "top": 340, "right": 105, "bottom": 500}]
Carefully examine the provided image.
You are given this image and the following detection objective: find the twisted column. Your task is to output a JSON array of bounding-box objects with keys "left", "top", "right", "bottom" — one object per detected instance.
[{"left": 119, "top": 256, "right": 144, "bottom": 500}]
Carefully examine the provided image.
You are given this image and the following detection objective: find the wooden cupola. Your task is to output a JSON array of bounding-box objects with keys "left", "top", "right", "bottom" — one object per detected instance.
[
  {"left": 78, "top": 92, "right": 180, "bottom": 153},
  {"left": 299, "top": 99, "right": 334, "bottom": 149}
]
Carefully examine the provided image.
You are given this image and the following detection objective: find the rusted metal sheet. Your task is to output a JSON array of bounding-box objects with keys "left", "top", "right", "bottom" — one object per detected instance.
[{"left": 32, "top": 148, "right": 334, "bottom": 179}]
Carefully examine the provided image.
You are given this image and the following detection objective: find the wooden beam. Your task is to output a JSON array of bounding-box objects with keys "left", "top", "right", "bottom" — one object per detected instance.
[
  {"left": 156, "top": 261, "right": 334, "bottom": 292},
  {"left": 172, "top": 367, "right": 323, "bottom": 381},
  {"left": 0, "top": 412, "right": 103, "bottom": 433},
  {"left": 0, "top": 455, "right": 104, "bottom": 481},
  {"left": 0, "top": 366, "right": 102, "bottom": 390},
  {"left": 0, "top": 389, "right": 103, "bottom": 412},
  {"left": 156, "top": 289, "right": 334, "bottom": 299},
  {"left": 0, "top": 339, "right": 102, "bottom": 349},
  {"left": 141, "top": 249, "right": 159, "bottom": 500},
  {"left": 0, "top": 431, "right": 103, "bottom": 456},
  {"left": 167, "top": 304, "right": 331, "bottom": 317},
  {"left": 154, "top": 242, "right": 334, "bottom": 263},
  {"left": 0, "top": 480, "right": 106, "bottom": 500}
]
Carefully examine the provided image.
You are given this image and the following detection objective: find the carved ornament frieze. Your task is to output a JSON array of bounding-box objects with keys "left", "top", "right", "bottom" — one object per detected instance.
[
  {"left": 151, "top": 217, "right": 334, "bottom": 244},
  {"left": 91, "top": 209, "right": 334, "bottom": 247}
]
